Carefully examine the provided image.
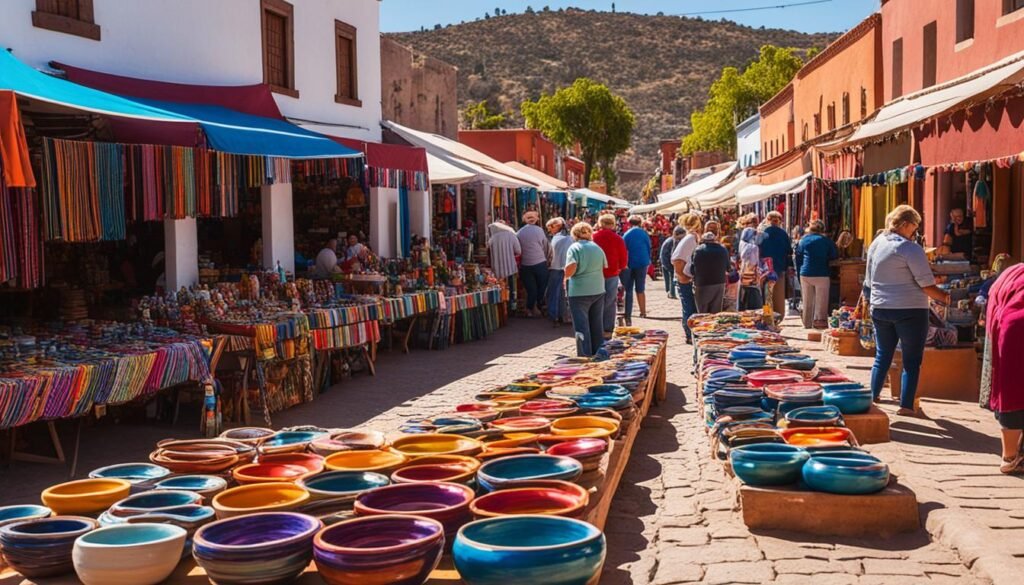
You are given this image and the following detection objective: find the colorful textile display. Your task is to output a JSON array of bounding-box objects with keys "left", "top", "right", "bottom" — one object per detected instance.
[
  {"left": 0, "top": 173, "right": 42, "bottom": 288},
  {"left": 0, "top": 90, "right": 35, "bottom": 188}
]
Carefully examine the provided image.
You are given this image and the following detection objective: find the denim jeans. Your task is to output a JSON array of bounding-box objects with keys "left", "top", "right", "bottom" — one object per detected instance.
[
  {"left": 602, "top": 276, "right": 619, "bottom": 333},
  {"left": 619, "top": 266, "right": 648, "bottom": 319},
  {"left": 546, "top": 269, "right": 566, "bottom": 322},
  {"left": 870, "top": 308, "right": 929, "bottom": 409},
  {"left": 677, "top": 282, "right": 697, "bottom": 342},
  {"left": 569, "top": 293, "right": 605, "bottom": 356},
  {"left": 519, "top": 262, "right": 549, "bottom": 311},
  {"left": 662, "top": 266, "right": 676, "bottom": 296}
]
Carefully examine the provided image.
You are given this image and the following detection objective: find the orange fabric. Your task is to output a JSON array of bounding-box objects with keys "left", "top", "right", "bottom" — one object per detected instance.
[{"left": 0, "top": 91, "right": 35, "bottom": 188}]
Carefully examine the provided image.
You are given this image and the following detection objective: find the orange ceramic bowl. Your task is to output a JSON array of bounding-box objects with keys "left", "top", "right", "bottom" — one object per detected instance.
[
  {"left": 232, "top": 463, "right": 316, "bottom": 485},
  {"left": 258, "top": 453, "right": 326, "bottom": 473},
  {"left": 211, "top": 482, "right": 310, "bottom": 519},
  {"left": 490, "top": 416, "right": 552, "bottom": 434},
  {"left": 389, "top": 434, "right": 483, "bottom": 459},
  {"left": 41, "top": 479, "right": 132, "bottom": 515},
  {"left": 780, "top": 426, "right": 855, "bottom": 448},
  {"left": 550, "top": 416, "right": 620, "bottom": 440},
  {"left": 324, "top": 450, "right": 409, "bottom": 474}
]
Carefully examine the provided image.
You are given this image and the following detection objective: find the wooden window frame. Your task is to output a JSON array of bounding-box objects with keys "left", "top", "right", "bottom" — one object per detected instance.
[
  {"left": 892, "top": 38, "right": 904, "bottom": 100},
  {"left": 261, "top": 0, "right": 298, "bottom": 98},
  {"left": 32, "top": 0, "right": 100, "bottom": 41},
  {"left": 956, "top": 0, "right": 975, "bottom": 43},
  {"left": 334, "top": 19, "right": 361, "bottom": 107},
  {"left": 922, "top": 21, "right": 938, "bottom": 89},
  {"left": 842, "top": 92, "right": 850, "bottom": 126},
  {"left": 1004, "top": 0, "right": 1024, "bottom": 16},
  {"left": 861, "top": 87, "right": 868, "bottom": 118}
]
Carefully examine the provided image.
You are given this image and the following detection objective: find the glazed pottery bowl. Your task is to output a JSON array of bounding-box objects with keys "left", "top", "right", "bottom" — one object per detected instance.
[
  {"left": 218, "top": 427, "right": 277, "bottom": 445},
  {"left": 88, "top": 463, "right": 171, "bottom": 490},
  {"left": 232, "top": 462, "right": 317, "bottom": 485},
  {"left": 550, "top": 416, "right": 620, "bottom": 440},
  {"left": 41, "top": 478, "right": 132, "bottom": 516},
  {"left": 390, "top": 434, "right": 484, "bottom": 458},
  {"left": 153, "top": 475, "right": 227, "bottom": 501},
  {"left": 297, "top": 471, "right": 391, "bottom": 519},
  {"left": 0, "top": 505, "right": 51, "bottom": 529},
  {"left": 453, "top": 515, "right": 606, "bottom": 585},
  {"left": 519, "top": 399, "right": 578, "bottom": 419},
  {"left": 477, "top": 455, "right": 583, "bottom": 492},
  {"left": 193, "top": 512, "right": 322, "bottom": 585},
  {"left": 469, "top": 483, "right": 589, "bottom": 519},
  {"left": 746, "top": 369, "right": 806, "bottom": 388},
  {"left": 802, "top": 451, "right": 890, "bottom": 494},
  {"left": 784, "top": 405, "right": 843, "bottom": 428},
  {"left": 99, "top": 489, "right": 204, "bottom": 524},
  {"left": 324, "top": 450, "right": 409, "bottom": 474},
  {"left": 822, "top": 386, "right": 873, "bottom": 415},
  {"left": 72, "top": 523, "right": 186, "bottom": 585},
  {"left": 311, "top": 430, "right": 388, "bottom": 455},
  {"left": 477, "top": 447, "right": 542, "bottom": 462},
  {"left": 258, "top": 452, "right": 326, "bottom": 473},
  {"left": 313, "top": 515, "right": 445, "bottom": 585},
  {"left": 211, "top": 483, "right": 310, "bottom": 519},
  {"left": 781, "top": 426, "right": 856, "bottom": 449},
  {"left": 150, "top": 439, "right": 255, "bottom": 474},
  {"left": 259, "top": 430, "right": 328, "bottom": 455},
  {"left": 354, "top": 481, "right": 475, "bottom": 539},
  {"left": 0, "top": 516, "right": 98, "bottom": 577},
  {"left": 490, "top": 416, "right": 552, "bottom": 434},
  {"left": 391, "top": 462, "right": 479, "bottom": 486},
  {"left": 729, "top": 444, "right": 811, "bottom": 486},
  {"left": 545, "top": 438, "right": 609, "bottom": 472}
]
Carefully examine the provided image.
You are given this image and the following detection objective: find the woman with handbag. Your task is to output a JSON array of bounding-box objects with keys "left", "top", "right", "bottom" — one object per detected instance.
[{"left": 863, "top": 205, "right": 951, "bottom": 417}]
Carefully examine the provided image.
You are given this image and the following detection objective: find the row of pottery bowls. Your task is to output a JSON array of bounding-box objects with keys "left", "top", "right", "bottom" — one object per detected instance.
[{"left": 730, "top": 443, "right": 890, "bottom": 494}]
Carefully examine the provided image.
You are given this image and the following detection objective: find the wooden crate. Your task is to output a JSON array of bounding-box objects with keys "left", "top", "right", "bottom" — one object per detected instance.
[
  {"left": 845, "top": 404, "right": 891, "bottom": 444},
  {"left": 889, "top": 346, "right": 980, "bottom": 402},
  {"left": 823, "top": 332, "right": 874, "bottom": 357}
]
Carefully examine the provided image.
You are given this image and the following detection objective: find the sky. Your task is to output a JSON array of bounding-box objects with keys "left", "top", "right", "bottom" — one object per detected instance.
[{"left": 381, "top": 0, "right": 881, "bottom": 34}]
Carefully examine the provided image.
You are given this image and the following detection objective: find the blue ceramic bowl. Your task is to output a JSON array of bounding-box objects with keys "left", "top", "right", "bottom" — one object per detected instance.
[
  {"left": 153, "top": 475, "right": 228, "bottom": 500},
  {"left": 477, "top": 455, "right": 583, "bottom": 492},
  {"left": 453, "top": 515, "right": 605, "bottom": 585},
  {"left": 802, "top": 452, "right": 890, "bottom": 494},
  {"left": 0, "top": 505, "right": 51, "bottom": 529},
  {"left": 261, "top": 430, "right": 329, "bottom": 453},
  {"left": 583, "top": 385, "right": 631, "bottom": 398},
  {"left": 88, "top": 463, "right": 171, "bottom": 490},
  {"left": 822, "top": 385, "right": 873, "bottom": 415},
  {"left": 0, "top": 516, "right": 98, "bottom": 578},
  {"left": 299, "top": 471, "right": 391, "bottom": 519},
  {"left": 572, "top": 393, "right": 632, "bottom": 410},
  {"left": 785, "top": 405, "right": 843, "bottom": 427},
  {"left": 730, "top": 443, "right": 810, "bottom": 486},
  {"left": 193, "top": 512, "right": 323, "bottom": 584}
]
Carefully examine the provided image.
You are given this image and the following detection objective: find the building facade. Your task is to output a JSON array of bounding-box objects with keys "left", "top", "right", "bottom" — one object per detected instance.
[
  {"left": 458, "top": 129, "right": 558, "bottom": 178},
  {"left": 380, "top": 37, "right": 458, "bottom": 139},
  {"left": 736, "top": 114, "right": 761, "bottom": 170}
]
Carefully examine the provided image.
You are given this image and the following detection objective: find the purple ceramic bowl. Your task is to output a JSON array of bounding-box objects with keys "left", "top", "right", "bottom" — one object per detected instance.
[
  {"left": 353, "top": 482, "right": 474, "bottom": 539},
  {"left": 192, "top": 512, "right": 322, "bottom": 584},
  {"left": 314, "top": 515, "right": 444, "bottom": 585}
]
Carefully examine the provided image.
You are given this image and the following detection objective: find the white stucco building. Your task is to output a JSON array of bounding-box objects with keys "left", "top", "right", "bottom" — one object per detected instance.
[{"left": 736, "top": 114, "right": 761, "bottom": 170}]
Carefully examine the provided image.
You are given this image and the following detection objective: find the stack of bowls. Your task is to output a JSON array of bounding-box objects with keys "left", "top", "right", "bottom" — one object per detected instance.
[
  {"left": 519, "top": 399, "right": 578, "bottom": 419},
  {"left": 219, "top": 427, "right": 276, "bottom": 446},
  {"left": 152, "top": 475, "right": 227, "bottom": 502},
  {"left": 0, "top": 516, "right": 98, "bottom": 577},
  {"left": 729, "top": 443, "right": 810, "bottom": 486},
  {"left": 746, "top": 369, "right": 806, "bottom": 388},
  {"left": 764, "top": 383, "right": 824, "bottom": 416},
  {"left": 259, "top": 430, "right": 328, "bottom": 455},
  {"left": 477, "top": 455, "right": 583, "bottom": 492},
  {"left": 150, "top": 439, "right": 255, "bottom": 474},
  {"left": 313, "top": 515, "right": 445, "bottom": 585},
  {"left": 88, "top": 463, "right": 170, "bottom": 492},
  {"left": 544, "top": 437, "right": 608, "bottom": 472},
  {"left": 781, "top": 426, "right": 856, "bottom": 449},
  {"left": 193, "top": 512, "right": 322, "bottom": 584},
  {"left": 391, "top": 458, "right": 481, "bottom": 487},
  {"left": 353, "top": 481, "right": 474, "bottom": 541},
  {"left": 72, "top": 523, "right": 186, "bottom": 585},
  {"left": 310, "top": 430, "right": 387, "bottom": 456},
  {"left": 98, "top": 490, "right": 207, "bottom": 527},
  {"left": 784, "top": 405, "right": 843, "bottom": 428}
]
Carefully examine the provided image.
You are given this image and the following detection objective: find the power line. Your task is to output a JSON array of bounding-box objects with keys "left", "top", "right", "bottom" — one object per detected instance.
[{"left": 675, "top": 0, "right": 836, "bottom": 17}]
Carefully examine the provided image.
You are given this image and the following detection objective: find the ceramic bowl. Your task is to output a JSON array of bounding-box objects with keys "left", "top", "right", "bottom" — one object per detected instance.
[
  {"left": 490, "top": 416, "right": 552, "bottom": 434},
  {"left": 0, "top": 505, "right": 51, "bottom": 529},
  {"left": 150, "top": 438, "right": 255, "bottom": 474},
  {"left": 729, "top": 443, "right": 811, "bottom": 486},
  {"left": 781, "top": 426, "right": 856, "bottom": 449},
  {"left": 802, "top": 451, "right": 890, "bottom": 494},
  {"left": 311, "top": 430, "right": 388, "bottom": 456},
  {"left": 218, "top": 427, "right": 277, "bottom": 445},
  {"left": 41, "top": 478, "right": 132, "bottom": 516},
  {"left": 0, "top": 516, "right": 98, "bottom": 577},
  {"left": 324, "top": 450, "right": 409, "bottom": 474},
  {"left": 314, "top": 515, "right": 444, "bottom": 585},
  {"left": 477, "top": 447, "right": 542, "bottom": 462},
  {"left": 259, "top": 430, "right": 329, "bottom": 455},
  {"left": 193, "top": 512, "right": 322, "bottom": 584},
  {"left": 87, "top": 463, "right": 171, "bottom": 490},
  {"left": 258, "top": 452, "right": 326, "bottom": 472},
  {"left": 72, "top": 523, "right": 186, "bottom": 585},
  {"left": 232, "top": 462, "right": 317, "bottom": 485},
  {"left": 152, "top": 475, "right": 228, "bottom": 501},
  {"left": 469, "top": 482, "right": 589, "bottom": 519},
  {"left": 390, "top": 434, "right": 484, "bottom": 458},
  {"left": 822, "top": 385, "right": 873, "bottom": 415},
  {"left": 484, "top": 432, "right": 541, "bottom": 449},
  {"left": 391, "top": 462, "right": 480, "bottom": 486},
  {"left": 572, "top": 393, "right": 633, "bottom": 411},
  {"left": 453, "top": 515, "right": 606, "bottom": 585},
  {"left": 211, "top": 482, "right": 311, "bottom": 519},
  {"left": 519, "top": 399, "right": 578, "bottom": 419},
  {"left": 477, "top": 455, "right": 583, "bottom": 492},
  {"left": 784, "top": 405, "right": 843, "bottom": 427},
  {"left": 99, "top": 489, "right": 204, "bottom": 524},
  {"left": 746, "top": 369, "right": 806, "bottom": 388},
  {"left": 544, "top": 438, "right": 609, "bottom": 472},
  {"left": 297, "top": 471, "right": 391, "bottom": 520},
  {"left": 550, "top": 416, "right": 620, "bottom": 440},
  {"left": 354, "top": 481, "right": 475, "bottom": 540}
]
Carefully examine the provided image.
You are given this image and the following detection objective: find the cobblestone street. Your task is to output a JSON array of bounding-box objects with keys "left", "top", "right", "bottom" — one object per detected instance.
[{"left": 2, "top": 279, "right": 1021, "bottom": 584}]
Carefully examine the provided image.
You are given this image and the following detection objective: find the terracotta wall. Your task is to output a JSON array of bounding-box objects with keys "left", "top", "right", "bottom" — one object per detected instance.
[
  {"left": 759, "top": 88, "right": 794, "bottom": 163},
  {"left": 458, "top": 129, "right": 557, "bottom": 176},
  {"left": 381, "top": 37, "right": 458, "bottom": 139}
]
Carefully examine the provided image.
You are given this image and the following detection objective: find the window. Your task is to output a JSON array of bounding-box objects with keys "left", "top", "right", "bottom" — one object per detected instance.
[
  {"left": 892, "top": 38, "right": 904, "bottom": 99},
  {"left": 335, "top": 20, "right": 360, "bottom": 106},
  {"left": 842, "top": 92, "right": 850, "bottom": 126},
  {"left": 813, "top": 112, "right": 821, "bottom": 136},
  {"left": 801, "top": 123, "right": 808, "bottom": 142},
  {"left": 956, "top": 0, "right": 975, "bottom": 43},
  {"left": 32, "top": 0, "right": 99, "bottom": 40},
  {"left": 261, "top": 0, "right": 297, "bottom": 97},
  {"left": 861, "top": 87, "right": 869, "bottom": 118},
  {"left": 827, "top": 103, "right": 836, "bottom": 131},
  {"left": 1004, "top": 0, "right": 1024, "bottom": 15},
  {"left": 923, "top": 21, "right": 937, "bottom": 88}
]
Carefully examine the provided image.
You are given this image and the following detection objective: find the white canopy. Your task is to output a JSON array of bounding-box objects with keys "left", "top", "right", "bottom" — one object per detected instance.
[
  {"left": 573, "top": 188, "right": 632, "bottom": 209},
  {"left": 736, "top": 172, "right": 813, "bottom": 206},
  {"left": 504, "top": 161, "right": 568, "bottom": 190},
  {"left": 427, "top": 153, "right": 476, "bottom": 185},
  {"left": 686, "top": 173, "right": 754, "bottom": 210},
  {"left": 846, "top": 49, "right": 1024, "bottom": 144},
  {"left": 631, "top": 162, "right": 738, "bottom": 214}
]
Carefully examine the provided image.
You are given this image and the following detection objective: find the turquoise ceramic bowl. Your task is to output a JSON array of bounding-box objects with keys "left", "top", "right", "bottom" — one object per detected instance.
[
  {"left": 477, "top": 455, "right": 583, "bottom": 492},
  {"left": 784, "top": 405, "right": 843, "bottom": 427},
  {"left": 453, "top": 515, "right": 605, "bottom": 585},
  {"left": 802, "top": 451, "right": 890, "bottom": 494},
  {"left": 730, "top": 443, "right": 810, "bottom": 486},
  {"left": 88, "top": 463, "right": 171, "bottom": 491},
  {"left": 72, "top": 523, "right": 186, "bottom": 585},
  {"left": 0, "top": 505, "right": 51, "bottom": 529},
  {"left": 822, "top": 385, "right": 873, "bottom": 415},
  {"left": 153, "top": 475, "right": 228, "bottom": 501}
]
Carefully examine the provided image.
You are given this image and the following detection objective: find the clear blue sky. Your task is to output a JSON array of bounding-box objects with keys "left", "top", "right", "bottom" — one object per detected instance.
[{"left": 381, "top": 0, "right": 880, "bottom": 34}]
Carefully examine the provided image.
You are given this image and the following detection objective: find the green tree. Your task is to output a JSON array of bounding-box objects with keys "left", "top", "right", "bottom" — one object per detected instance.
[
  {"left": 521, "top": 78, "right": 635, "bottom": 188},
  {"left": 461, "top": 100, "right": 506, "bottom": 129},
  {"left": 681, "top": 45, "right": 806, "bottom": 156}
]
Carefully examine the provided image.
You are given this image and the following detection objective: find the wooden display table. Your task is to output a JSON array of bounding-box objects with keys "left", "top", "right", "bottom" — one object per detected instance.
[
  {"left": 844, "top": 404, "right": 890, "bottom": 444},
  {"left": 889, "top": 346, "right": 980, "bottom": 402}
]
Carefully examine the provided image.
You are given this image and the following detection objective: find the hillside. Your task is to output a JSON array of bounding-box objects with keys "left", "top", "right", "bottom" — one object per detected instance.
[{"left": 389, "top": 7, "right": 837, "bottom": 192}]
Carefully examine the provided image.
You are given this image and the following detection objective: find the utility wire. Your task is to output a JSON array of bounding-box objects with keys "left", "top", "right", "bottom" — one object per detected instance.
[{"left": 675, "top": 0, "right": 835, "bottom": 17}]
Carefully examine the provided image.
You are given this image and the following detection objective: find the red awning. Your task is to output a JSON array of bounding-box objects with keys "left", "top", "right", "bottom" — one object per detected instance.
[{"left": 334, "top": 137, "right": 428, "bottom": 176}]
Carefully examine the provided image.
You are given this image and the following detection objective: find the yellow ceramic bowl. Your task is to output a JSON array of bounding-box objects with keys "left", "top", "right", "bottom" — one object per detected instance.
[
  {"left": 41, "top": 478, "right": 132, "bottom": 515},
  {"left": 400, "top": 455, "right": 481, "bottom": 470},
  {"left": 550, "top": 416, "right": 620, "bottom": 440},
  {"left": 323, "top": 449, "right": 409, "bottom": 473},
  {"left": 484, "top": 432, "right": 540, "bottom": 449},
  {"left": 211, "top": 482, "right": 310, "bottom": 519},
  {"left": 389, "top": 434, "right": 483, "bottom": 458}
]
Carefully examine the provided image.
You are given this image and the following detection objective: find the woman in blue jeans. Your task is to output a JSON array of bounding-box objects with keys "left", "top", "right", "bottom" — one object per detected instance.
[
  {"left": 672, "top": 213, "right": 704, "bottom": 344},
  {"left": 564, "top": 222, "right": 609, "bottom": 357},
  {"left": 864, "top": 205, "right": 951, "bottom": 416}
]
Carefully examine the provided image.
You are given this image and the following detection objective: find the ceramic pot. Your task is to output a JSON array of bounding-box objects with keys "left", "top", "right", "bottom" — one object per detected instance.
[
  {"left": 99, "top": 490, "right": 204, "bottom": 524},
  {"left": 310, "top": 430, "right": 388, "bottom": 455},
  {"left": 41, "top": 478, "right": 132, "bottom": 516},
  {"left": 297, "top": 471, "right": 391, "bottom": 520},
  {"left": 390, "top": 434, "right": 484, "bottom": 458},
  {"left": 802, "top": 451, "right": 890, "bottom": 494},
  {"left": 391, "top": 462, "right": 479, "bottom": 486},
  {"left": 544, "top": 438, "right": 609, "bottom": 472},
  {"left": 259, "top": 430, "right": 329, "bottom": 455},
  {"left": 258, "top": 452, "right": 325, "bottom": 472},
  {"left": 150, "top": 439, "right": 255, "bottom": 474},
  {"left": 218, "top": 427, "right": 277, "bottom": 446},
  {"left": 313, "top": 515, "right": 444, "bottom": 585},
  {"left": 477, "top": 455, "right": 583, "bottom": 492},
  {"left": 729, "top": 443, "right": 810, "bottom": 486},
  {"left": 324, "top": 450, "right": 409, "bottom": 474},
  {"left": 72, "top": 523, "right": 186, "bottom": 585},
  {"left": 87, "top": 463, "right": 171, "bottom": 491},
  {"left": 822, "top": 385, "right": 873, "bottom": 415},
  {"left": 193, "top": 512, "right": 322, "bottom": 584},
  {"left": 354, "top": 481, "right": 474, "bottom": 540},
  {"left": 784, "top": 405, "right": 843, "bottom": 428},
  {"left": 746, "top": 369, "right": 806, "bottom": 388},
  {"left": 490, "top": 416, "right": 552, "bottom": 434},
  {"left": 211, "top": 483, "right": 310, "bottom": 519},
  {"left": 469, "top": 482, "right": 589, "bottom": 519},
  {"left": 519, "top": 399, "right": 578, "bottom": 419},
  {"left": 0, "top": 505, "right": 51, "bottom": 529},
  {"left": 232, "top": 462, "right": 317, "bottom": 485},
  {"left": 781, "top": 427, "right": 856, "bottom": 449},
  {"left": 550, "top": 416, "right": 620, "bottom": 440},
  {"left": 0, "top": 516, "right": 98, "bottom": 577},
  {"left": 453, "top": 515, "right": 606, "bottom": 585},
  {"left": 152, "top": 475, "right": 228, "bottom": 502}
]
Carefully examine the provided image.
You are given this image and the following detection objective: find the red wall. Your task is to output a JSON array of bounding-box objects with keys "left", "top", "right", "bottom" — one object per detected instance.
[
  {"left": 660, "top": 141, "right": 680, "bottom": 175},
  {"left": 458, "top": 129, "right": 557, "bottom": 176}
]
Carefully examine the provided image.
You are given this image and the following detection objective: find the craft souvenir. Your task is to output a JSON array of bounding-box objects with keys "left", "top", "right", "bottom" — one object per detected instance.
[
  {"left": 72, "top": 523, "right": 186, "bottom": 585},
  {"left": 822, "top": 384, "right": 873, "bottom": 415},
  {"left": 232, "top": 462, "right": 318, "bottom": 485},
  {"left": 784, "top": 405, "right": 844, "bottom": 427},
  {"left": 40, "top": 479, "right": 132, "bottom": 516},
  {"left": 549, "top": 416, "right": 620, "bottom": 440},
  {"left": 519, "top": 399, "right": 578, "bottom": 419},
  {"left": 87, "top": 463, "right": 171, "bottom": 491},
  {"left": 0, "top": 505, "right": 51, "bottom": 529},
  {"left": 152, "top": 475, "right": 227, "bottom": 501},
  {"left": 544, "top": 438, "right": 609, "bottom": 472},
  {"left": 259, "top": 430, "right": 328, "bottom": 455},
  {"left": 257, "top": 452, "right": 326, "bottom": 473},
  {"left": 149, "top": 439, "right": 255, "bottom": 474},
  {"left": 353, "top": 481, "right": 475, "bottom": 540},
  {"left": 211, "top": 483, "right": 311, "bottom": 519},
  {"left": 218, "top": 427, "right": 277, "bottom": 446},
  {"left": 297, "top": 471, "right": 391, "bottom": 520},
  {"left": 324, "top": 450, "right": 409, "bottom": 474},
  {"left": 0, "top": 516, "right": 98, "bottom": 577},
  {"left": 313, "top": 514, "right": 445, "bottom": 585},
  {"left": 309, "top": 430, "right": 388, "bottom": 455},
  {"left": 746, "top": 369, "right": 806, "bottom": 388},
  {"left": 391, "top": 461, "right": 480, "bottom": 486},
  {"left": 193, "top": 512, "right": 322, "bottom": 584},
  {"left": 490, "top": 416, "right": 552, "bottom": 434},
  {"left": 98, "top": 490, "right": 204, "bottom": 524},
  {"left": 469, "top": 482, "right": 589, "bottom": 519},
  {"left": 729, "top": 443, "right": 810, "bottom": 486},
  {"left": 477, "top": 455, "right": 583, "bottom": 492},
  {"left": 781, "top": 426, "right": 857, "bottom": 449},
  {"left": 390, "top": 434, "right": 484, "bottom": 458},
  {"left": 802, "top": 451, "right": 890, "bottom": 494}
]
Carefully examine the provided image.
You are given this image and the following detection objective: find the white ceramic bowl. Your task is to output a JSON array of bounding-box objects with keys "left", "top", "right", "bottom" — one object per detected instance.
[{"left": 72, "top": 523, "right": 186, "bottom": 585}]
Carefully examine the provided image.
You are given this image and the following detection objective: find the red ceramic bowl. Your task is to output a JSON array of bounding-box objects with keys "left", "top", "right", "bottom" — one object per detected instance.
[
  {"left": 232, "top": 463, "right": 316, "bottom": 485},
  {"left": 469, "top": 482, "right": 589, "bottom": 519},
  {"left": 391, "top": 462, "right": 479, "bottom": 485},
  {"left": 258, "top": 453, "right": 326, "bottom": 473},
  {"left": 545, "top": 438, "right": 608, "bottom": 460},
  {"left": 746, "top": 369, "right": 806, "bottom": 388},
  {"left": 490, "top": 416, "right": 552, "bottom": 434},
  {"left": 520, "top": 399, "right": 579, "bottom": 418}
]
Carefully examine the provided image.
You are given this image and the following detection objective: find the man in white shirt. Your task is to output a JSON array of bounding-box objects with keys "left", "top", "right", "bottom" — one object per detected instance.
[
  {"left": 671, "top": 213, "right": 704, "bottom": 344},
  {"left": 315, "top": 239, "right": 341, "bottom": 278}
]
